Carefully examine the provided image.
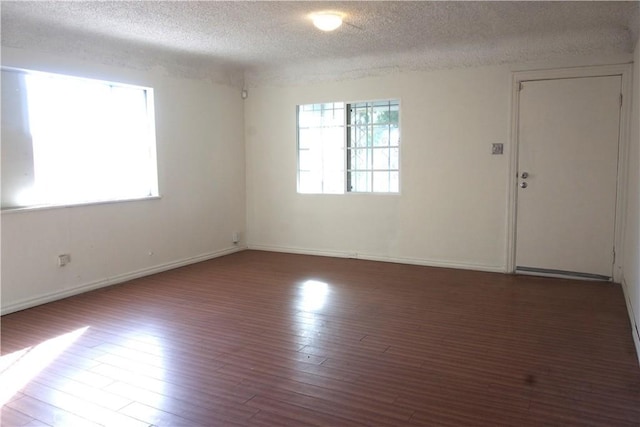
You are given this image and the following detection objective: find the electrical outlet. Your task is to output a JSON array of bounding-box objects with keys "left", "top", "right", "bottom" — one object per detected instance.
[
  {"left": 232, "top": 231, "right": 240, "bottom": 244},
  {"left": 58, "top": 254, "right": 71, "bottom": 267}
]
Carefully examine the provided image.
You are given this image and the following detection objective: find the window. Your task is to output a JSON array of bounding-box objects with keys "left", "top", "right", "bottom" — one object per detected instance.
[
  {"left": 297, "top": 100, "right": 399, "bottom": 194},
  {"left": 1, "top": 68, "right": 158, "bottom": 209}
]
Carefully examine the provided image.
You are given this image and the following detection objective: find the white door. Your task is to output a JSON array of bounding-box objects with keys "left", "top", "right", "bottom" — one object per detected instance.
[{"left": 515, "top": 76, "right": 621, "bottom": 279}]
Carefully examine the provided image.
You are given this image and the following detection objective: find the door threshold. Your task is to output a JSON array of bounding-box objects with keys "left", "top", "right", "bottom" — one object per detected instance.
[{"left": 515, "top": 266, "right": 611, "bottom": 282}]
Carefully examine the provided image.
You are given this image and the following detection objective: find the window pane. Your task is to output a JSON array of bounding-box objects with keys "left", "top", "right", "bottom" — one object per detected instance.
[
  {"left": 373, "top": 171, "right": 390, "bottom": 192},
  {"left": 324, "top": 146, "right": 345, "bottom": 173},
  {"left": 322, "top": 106, "right": 345, "bottom": 127},
  {"left": 390, "top": 171, "right": 400, "bottom": 192},
  {"left": 323, "top": 126, "right": 345, "bottom": 147},
  {"left": 298, "top": 103, "right": 344, "bottom": 128},
  {"left": 389, "top": 125, "right": 400, "bottom": 146},
  {"left": 20, "top": 71, "right": 157, "bottom": 207},
  {"left": 389, "top": 147, "right": 400, "bottom": 170},
  {"left": 297, "top": 102, "right": 345, "bottom": 194},
  {"left": 298, "top": 149, "right": 313, "bottom": 171},
  {"left": 372, "top": 125, "right": 391, "bottom": 147},
  {"left": 373, "top": 106, "right": 389, "bottom": 124},
  {"left": 298, "top": 128, "right": 316, "bottom": 149},
  {"left": 351, "top": 106, "right": 370, "bottom": 125},
  {"left": 350, "top": 148, "right": 372, "bottom": 170},
  {"left": 351, "top": 171, "right": 371, "bottom": 192},
  {"left": 298, "top": 110, "right": 318, "bottom": 128},
  {"left": 350, "top": 125, "right": 369, "bottom": 148},
  {"left": 373, "top": 148, "right": 390, "bottom": 170},
  {"left": 373, "top": 102, "right": 399, "bottom": 124}
]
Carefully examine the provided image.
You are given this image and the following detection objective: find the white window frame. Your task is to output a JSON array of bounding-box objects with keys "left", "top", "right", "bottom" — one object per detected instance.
[
  {"left": 1, "top": 67, "right": 159, "bottom": 210},
  {"left": 297, "top": 99, "right": 400, "bottom": 194}
]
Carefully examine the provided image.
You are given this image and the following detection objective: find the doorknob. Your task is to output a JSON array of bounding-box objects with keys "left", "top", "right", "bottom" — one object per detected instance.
[
  {"left": 521, "top": 172, "right": 529, "bottom": 179},
  {"left": 520, "top": 182, "right": 528, "bottom": 189}
]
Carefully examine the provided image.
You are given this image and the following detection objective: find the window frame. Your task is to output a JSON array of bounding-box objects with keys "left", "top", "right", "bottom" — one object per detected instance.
[
  {"left": 296, "top": 98, "right": 401, "bottom": 195},
  {"left": 0, "top": 67, "right": 160, "bottom": 211}
]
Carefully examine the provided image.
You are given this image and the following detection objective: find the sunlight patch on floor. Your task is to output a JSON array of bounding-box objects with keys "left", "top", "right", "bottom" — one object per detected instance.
[{"left": 0, "top": 326, "right": 89, "bottom": 406}]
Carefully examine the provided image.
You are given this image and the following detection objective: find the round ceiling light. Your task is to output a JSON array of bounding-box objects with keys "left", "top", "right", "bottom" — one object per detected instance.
[{"left": 311, "top": 12, "right": 343, "bottom": 32}]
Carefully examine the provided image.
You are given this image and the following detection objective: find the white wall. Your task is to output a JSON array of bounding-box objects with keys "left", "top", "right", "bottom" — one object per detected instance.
[
  {"left": 245, "top": 66, "right": 513, "bottom": 271},
  {"left": 245, "top": 56, "right": 635, "bottom": 273},
  {"left": 622, "top": 37, "right": 640, "bottom": 361},
  {"left": 1, "top": 47, "right": 246, "bottom": 314}
]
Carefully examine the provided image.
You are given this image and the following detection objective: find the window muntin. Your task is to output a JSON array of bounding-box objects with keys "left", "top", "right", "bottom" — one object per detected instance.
[
  {"left": 297, "top": 99, "right": 400, "bottom": 194},
  {"left": 1, "top": 68, "right": 158, "bottom": 209}
]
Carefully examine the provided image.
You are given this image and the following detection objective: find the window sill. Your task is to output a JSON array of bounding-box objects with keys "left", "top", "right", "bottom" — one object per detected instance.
[
  {"left": 1, "top": 195, "right": 162, "bottom": 214},
  {"left": 297, "top": 192, "right": 402, "bottom": 196}
]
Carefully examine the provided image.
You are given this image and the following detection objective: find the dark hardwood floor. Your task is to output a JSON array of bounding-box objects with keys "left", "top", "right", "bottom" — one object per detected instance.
[{"left": 2, "top": 250, "right": 639, "bottom": 426}]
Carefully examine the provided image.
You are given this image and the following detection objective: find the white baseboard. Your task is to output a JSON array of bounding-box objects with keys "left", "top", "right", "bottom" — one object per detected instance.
[
  {"left": 1, "top": 245, "right": 246, "bottom": 315},
  {"left": 620, "top": 276, "right": 640, "bottom": 366},
  {"left": 247, "top": 244, "right": 506, "bottom": 273}
]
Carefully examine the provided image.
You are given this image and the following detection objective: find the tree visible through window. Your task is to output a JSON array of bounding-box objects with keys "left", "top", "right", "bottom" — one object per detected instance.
[{"left": 297, "top": 99, "right": 400, "bottom": 194}]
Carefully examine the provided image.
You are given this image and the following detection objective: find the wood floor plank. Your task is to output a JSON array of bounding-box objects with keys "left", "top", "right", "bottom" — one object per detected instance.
[
  {"left": 117, "top": 401, "right": 204, "bottom": 427},
  {"left": 246, "top": 408, "right": 316, "bottom": 427},
  {"left": 2, "top": 250, "right": 639, "bottom": 426},
  {"left": 31, "top": 370, "right": 131, "bottom": 411},
  {"left": 244, "top": 394, "right": 366, "bottom": 426},
  {"left": 6, "top": 395, "right": 102, "bottom": 427},
  {"left": 1, "top": 405, "right": 38, "bottom": 427},
  {"left": 17, "top": 381, "right": 148, "bottom": 427}
]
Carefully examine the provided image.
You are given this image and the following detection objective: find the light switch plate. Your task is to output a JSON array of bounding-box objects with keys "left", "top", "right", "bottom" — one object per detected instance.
[
  {"left": 492, "top": 143, "right": 504, "bottom": 155},
  {"left": 58, "top": 254, "right": 71, "bottom": 267}
]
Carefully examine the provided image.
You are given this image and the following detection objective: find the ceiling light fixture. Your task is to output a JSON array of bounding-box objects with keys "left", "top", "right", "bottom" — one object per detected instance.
[{"left": 311, "top": 12, "right": 343, "bottom": 32}]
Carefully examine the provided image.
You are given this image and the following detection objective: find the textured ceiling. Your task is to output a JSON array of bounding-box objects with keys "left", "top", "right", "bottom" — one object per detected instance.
[{"left": 1, "top": 1, "right": 638, "bottom": 87}]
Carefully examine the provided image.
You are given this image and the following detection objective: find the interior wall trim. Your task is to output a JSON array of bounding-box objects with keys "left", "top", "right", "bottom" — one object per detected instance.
[
  {"left": 621, "top": 276, "right": 640, "bottom": 366},
  {"left": 247, "top": 244, "right": 506, "bottom": 274}
]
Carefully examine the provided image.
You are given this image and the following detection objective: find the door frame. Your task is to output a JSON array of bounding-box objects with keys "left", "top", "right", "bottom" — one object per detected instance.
[{"left": 507, "top": 64, "right": 633, "bottom": 282}]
